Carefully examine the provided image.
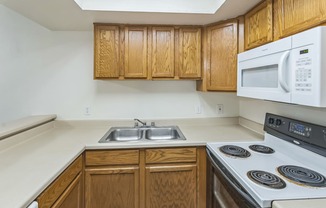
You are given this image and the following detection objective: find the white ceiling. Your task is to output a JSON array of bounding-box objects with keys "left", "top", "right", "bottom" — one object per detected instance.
[
  {"left": 75, "top": 0, "right": 226, "bottom": 14},
  {"left": 1, "top": 0, "right": 261, "bottom": 31}
]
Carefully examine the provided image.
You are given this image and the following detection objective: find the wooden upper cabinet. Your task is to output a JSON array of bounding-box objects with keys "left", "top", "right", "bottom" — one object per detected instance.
[
  {"left": 94, "top": 25, "right": 120, "bottom": 78},
  {"left": 206, "top": 20, "right": 238, "bottom": 91},
  {"left": 178, "top": 27, "right": 202, "bottom": 78},
  {"left": 276, "top": 0, "right": 326, "bottom": 37},
  {"left": 151, "top": 27, "right": 175, "bottom": 78},
  {"left": 244, "top": 0, "right": 273, "bottom": 50},
  {"left": 124, "top": 26, "right": 148, "bottom": 78}
]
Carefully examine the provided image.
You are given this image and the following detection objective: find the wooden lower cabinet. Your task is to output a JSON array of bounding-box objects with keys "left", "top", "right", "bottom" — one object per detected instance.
[
  {"left": 52, "top": 173, "right": 83, "bottom": 208},
  {"left": 37, "top": 156, "right": 83, "bottom": 208},
  {"left": 85, "top": 166, "right": 139, "bottom": 208},
  {"left": 84, "top": 147, "right": 206, "bottom": 208},
  {"left": 145, "top": 164, "right": 197, "bottom": 208}
]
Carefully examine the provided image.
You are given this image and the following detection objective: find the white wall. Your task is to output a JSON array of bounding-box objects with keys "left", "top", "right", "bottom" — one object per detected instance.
[
  {"left": 0, "top": 5, "right": 239, "bottom": 124},
  {"left": 239, "top": 98, "right": 326, "bottom": 126}
]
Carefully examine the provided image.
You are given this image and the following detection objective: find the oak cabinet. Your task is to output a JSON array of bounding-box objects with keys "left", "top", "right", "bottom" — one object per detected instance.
[
  {"left": 178, "top": 27, "right": 202, "bottom": 78},
  {"left": 37, "top": 156, "right": 83, "bottom": 208},
  {"left": 52, "top": 173, "right": 83, "bottom": 208},
  {"left": 85, "top": 147, "right": 206, "bottom": 208},
  {"left": 94, "top": 25, "right": 120, "bottom": 78},
  {"left": 94, "top": 24, "right": 202, "bottom": 80},
  {"left": 85, "top": 150, "right": 140, "bottom": 208},
  {"left": 276, "top": 0, "right": 326, "bottom": 38},
  {"left": 145, "top": 165, "right": 197, "bottom": 207},
  {"left": 144, "top": 148, "right": 198, "bottom": 207},
  {"left": 206, "top": 20, "right": 238, "bottom": 91},
  {"left": 124, "top": 26, "right": 148, "bottom": 78},
  {"left": 244, "top": 0, "right": 273, "bottom": 50},
  {"left": 85, "top": 167, "right": 140, "bottom": 208},
  {"left": 150, "top": 27, "right": 175, "bottom": 78}
]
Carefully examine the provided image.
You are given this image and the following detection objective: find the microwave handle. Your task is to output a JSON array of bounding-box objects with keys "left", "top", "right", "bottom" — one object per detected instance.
[{"left": 278, "top": 51, "right": 290, "bottom": 92}]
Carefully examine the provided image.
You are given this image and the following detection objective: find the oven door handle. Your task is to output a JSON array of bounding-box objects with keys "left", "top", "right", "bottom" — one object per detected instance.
[{"left": 206, "top": 149, "right": 259, "bottom": 207}]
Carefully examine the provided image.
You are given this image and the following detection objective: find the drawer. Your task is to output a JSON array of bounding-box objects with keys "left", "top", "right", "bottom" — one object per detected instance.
[
  {"left": 85, "top": 150, "right": 139, "bottom": 166},
  {"left": 145, "top": 148, "right": 197, "bottom": 164}
]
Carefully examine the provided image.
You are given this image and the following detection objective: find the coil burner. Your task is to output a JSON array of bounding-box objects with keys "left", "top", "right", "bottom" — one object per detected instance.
[
  {"left": 247, "top": 170, "right": 286, "bottom": 189},
  {"left": 249, "top": 145, "right": 275, "bottom": 154},
  {"left": 278, "top": 165, "right": 326, "bottom": 188},
  {"left": 219, "top": 145, "right": 251, "bottom": 158}
]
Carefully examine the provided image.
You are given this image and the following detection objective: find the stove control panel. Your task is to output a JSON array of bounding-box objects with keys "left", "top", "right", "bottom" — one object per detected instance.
[
  {"left": 264, "top": 113, "right": 326, "bottom": 156},
  {"left": 289, "top": 122, "right": 311, "bottom": 137}
]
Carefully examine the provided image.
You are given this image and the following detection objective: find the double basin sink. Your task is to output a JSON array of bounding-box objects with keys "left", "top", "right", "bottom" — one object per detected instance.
[{"left": 99, "top": 126, "right": 186, "bottom": 143}]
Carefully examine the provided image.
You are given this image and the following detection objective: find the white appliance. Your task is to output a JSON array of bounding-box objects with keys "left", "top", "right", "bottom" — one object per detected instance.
[
  {"left": 27, "top": 201, "right": 38, "bottom": 208},
  {"left": 206, "top": 113, "right": 326, "bottom": 208},
  {"left": 237, "top": 26, "right": 326, "bottom": 107}
]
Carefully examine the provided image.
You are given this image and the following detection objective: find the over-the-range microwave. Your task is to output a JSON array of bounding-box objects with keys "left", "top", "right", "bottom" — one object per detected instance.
[{"left": 237, "top": 26, "right": 326, "bottom": 107}]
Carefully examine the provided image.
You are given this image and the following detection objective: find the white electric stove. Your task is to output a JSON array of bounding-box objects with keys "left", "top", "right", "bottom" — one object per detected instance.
[{"left": 206, "top": 113, "right": 326, "bottom": 208}]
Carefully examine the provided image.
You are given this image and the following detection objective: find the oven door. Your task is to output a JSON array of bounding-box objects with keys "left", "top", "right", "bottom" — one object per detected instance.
[{"left": 206, "top": 148, "right": 260, "bottom": 208}]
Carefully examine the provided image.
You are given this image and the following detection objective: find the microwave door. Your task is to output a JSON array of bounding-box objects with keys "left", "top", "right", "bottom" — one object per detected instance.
[{"left": 237, "top": 50, "right": 291, "bottom": 103}]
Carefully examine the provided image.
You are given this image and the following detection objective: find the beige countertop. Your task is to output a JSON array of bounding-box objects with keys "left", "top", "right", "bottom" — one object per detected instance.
[{"left": 0, "top": 116, "right": 324, "bottom": 208}]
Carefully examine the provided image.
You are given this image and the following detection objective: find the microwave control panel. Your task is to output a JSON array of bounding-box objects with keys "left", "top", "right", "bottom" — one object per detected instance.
[{"left": 293, "top": 45, "right": 313, "bottom": 93}]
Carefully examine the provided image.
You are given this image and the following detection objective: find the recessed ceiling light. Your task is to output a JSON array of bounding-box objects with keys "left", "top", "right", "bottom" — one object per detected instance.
[{"left": 74, "top": 0, "right": 226, "bottom": 14}]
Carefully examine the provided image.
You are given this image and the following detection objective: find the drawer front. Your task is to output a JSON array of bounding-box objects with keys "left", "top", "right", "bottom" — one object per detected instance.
[
  {"left": 38, "top": 155, "right": 83, "bottom": 208},
  {"left": 145, "top": 148, "right": 197, "bottom": 164},
  {"left": 85, "top": 150, "right": 139, "bottom": 166}
]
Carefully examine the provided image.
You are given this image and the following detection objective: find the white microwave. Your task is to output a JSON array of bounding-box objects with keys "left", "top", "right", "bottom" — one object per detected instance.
[{"left": 237, "top": 26, "right": 326, "bottom": 107}]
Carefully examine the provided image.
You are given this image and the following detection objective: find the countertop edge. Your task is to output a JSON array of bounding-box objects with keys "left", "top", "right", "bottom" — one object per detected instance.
[{"left": 0, "top": 115, "right": 57, "bottom": 140}]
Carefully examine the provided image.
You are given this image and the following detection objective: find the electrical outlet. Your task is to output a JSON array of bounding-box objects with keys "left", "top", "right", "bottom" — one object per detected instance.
[
  {"left": 84, "top": 107, "right": 91, "bottom": 116},
  {"left": 217, "top": 104, "right": 224, "bottom": 114}
]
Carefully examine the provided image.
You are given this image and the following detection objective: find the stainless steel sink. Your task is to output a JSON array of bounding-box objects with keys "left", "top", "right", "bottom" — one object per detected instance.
[
  {"left": 145, "top": 127, "right": 183, "bottom": 140},
  {"left": 99, "top": 126, "right": 186, "bottom": 143}
]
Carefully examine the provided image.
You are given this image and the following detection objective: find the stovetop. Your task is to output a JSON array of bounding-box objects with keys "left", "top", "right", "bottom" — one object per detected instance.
[{"left": 207, "top": 133, "right": 326, "bottom": 207}]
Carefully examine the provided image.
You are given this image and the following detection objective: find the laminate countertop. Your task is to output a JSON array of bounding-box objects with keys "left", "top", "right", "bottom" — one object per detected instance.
[{"left": 0, "top": 116, "right": 324, "bottom": 208}]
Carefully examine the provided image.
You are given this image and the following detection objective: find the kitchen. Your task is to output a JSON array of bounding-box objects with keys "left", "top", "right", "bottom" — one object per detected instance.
[{"left": 1, "top": 0, "right": 326, "bottom": 207}]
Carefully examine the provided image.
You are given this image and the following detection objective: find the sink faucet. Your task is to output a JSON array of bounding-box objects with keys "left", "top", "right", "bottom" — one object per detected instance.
[{"left": 134, "top": 118, "right": 146, "bottom": 127}]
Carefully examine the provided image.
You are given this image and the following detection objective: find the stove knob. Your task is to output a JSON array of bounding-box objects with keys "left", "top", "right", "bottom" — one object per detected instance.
[
  {"left": 276, "top": 119, "right": 282, "bottom": 126},
  {"left": 268, "top": 118, "right": 275, "bottom": 124}
]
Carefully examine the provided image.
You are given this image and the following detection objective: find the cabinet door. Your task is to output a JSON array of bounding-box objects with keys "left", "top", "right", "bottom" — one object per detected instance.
[
  {"left": 245, "top": 0, "right": 273, "bottom": 50},
  {"left": 145, "top": 164, "right": 197, "bottom": 208},
  {"left": 85, "top": 166, "right": 139, "bottom": 208},
  {"left": 207, "top": 20, "right": 238, "bottom": 91},
  {"left": 124, "top": 26, "right": 148, "bottom": 78},
  {"left": 52, "top": 173, "right": 83, "bottom": 208},
  {"left": 277, "top": 0, "right": 326, "bottom": 37},
  {"left": 178, "top": 27, "right": 202, "bottom": 78},
  {"left": 94, "top": 25, "right": 120, "bottom": 78},
  {"left": 151, "top": 27, "right": 175, "bottom": 78}
]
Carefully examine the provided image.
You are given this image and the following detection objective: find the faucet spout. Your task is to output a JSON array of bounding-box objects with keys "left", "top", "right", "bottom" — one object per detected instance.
[{"left": 134, "top": 118, "right": 146, "bottom": 127}]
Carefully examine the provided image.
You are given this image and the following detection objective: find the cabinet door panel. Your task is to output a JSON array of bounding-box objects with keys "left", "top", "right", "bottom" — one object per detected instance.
[
  {"left": 278, "top": 0, "right": 326, "bottom": 37},
  {"left": 145, "top": 164, "right": 197, "bottom": 208},
  {"left": 245, "top": 0, "right": 273, "bottom": 50},
  {"left": 151, "top": 27, "right": 175, "bottom": 78},
  {"left": 52, "top": 173, "right": 83, "bottom": 208},
  {"left": 37, "top": 156, "right": 83, "bottom": 208},
  {"left": 94, "top": 25, "right": 120, "bottom": 78},
  {"left": 85, "top": 167, "right": 139, "bottom": 208},
  {"left": 124, "top": 26, "right": 148, "bottom": 78},
  {"left": 207, "top": 21, "right": 238, "bottom": 91},
  {"left": 179, "top": 28, "right": 201, "bottom": 78}
]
